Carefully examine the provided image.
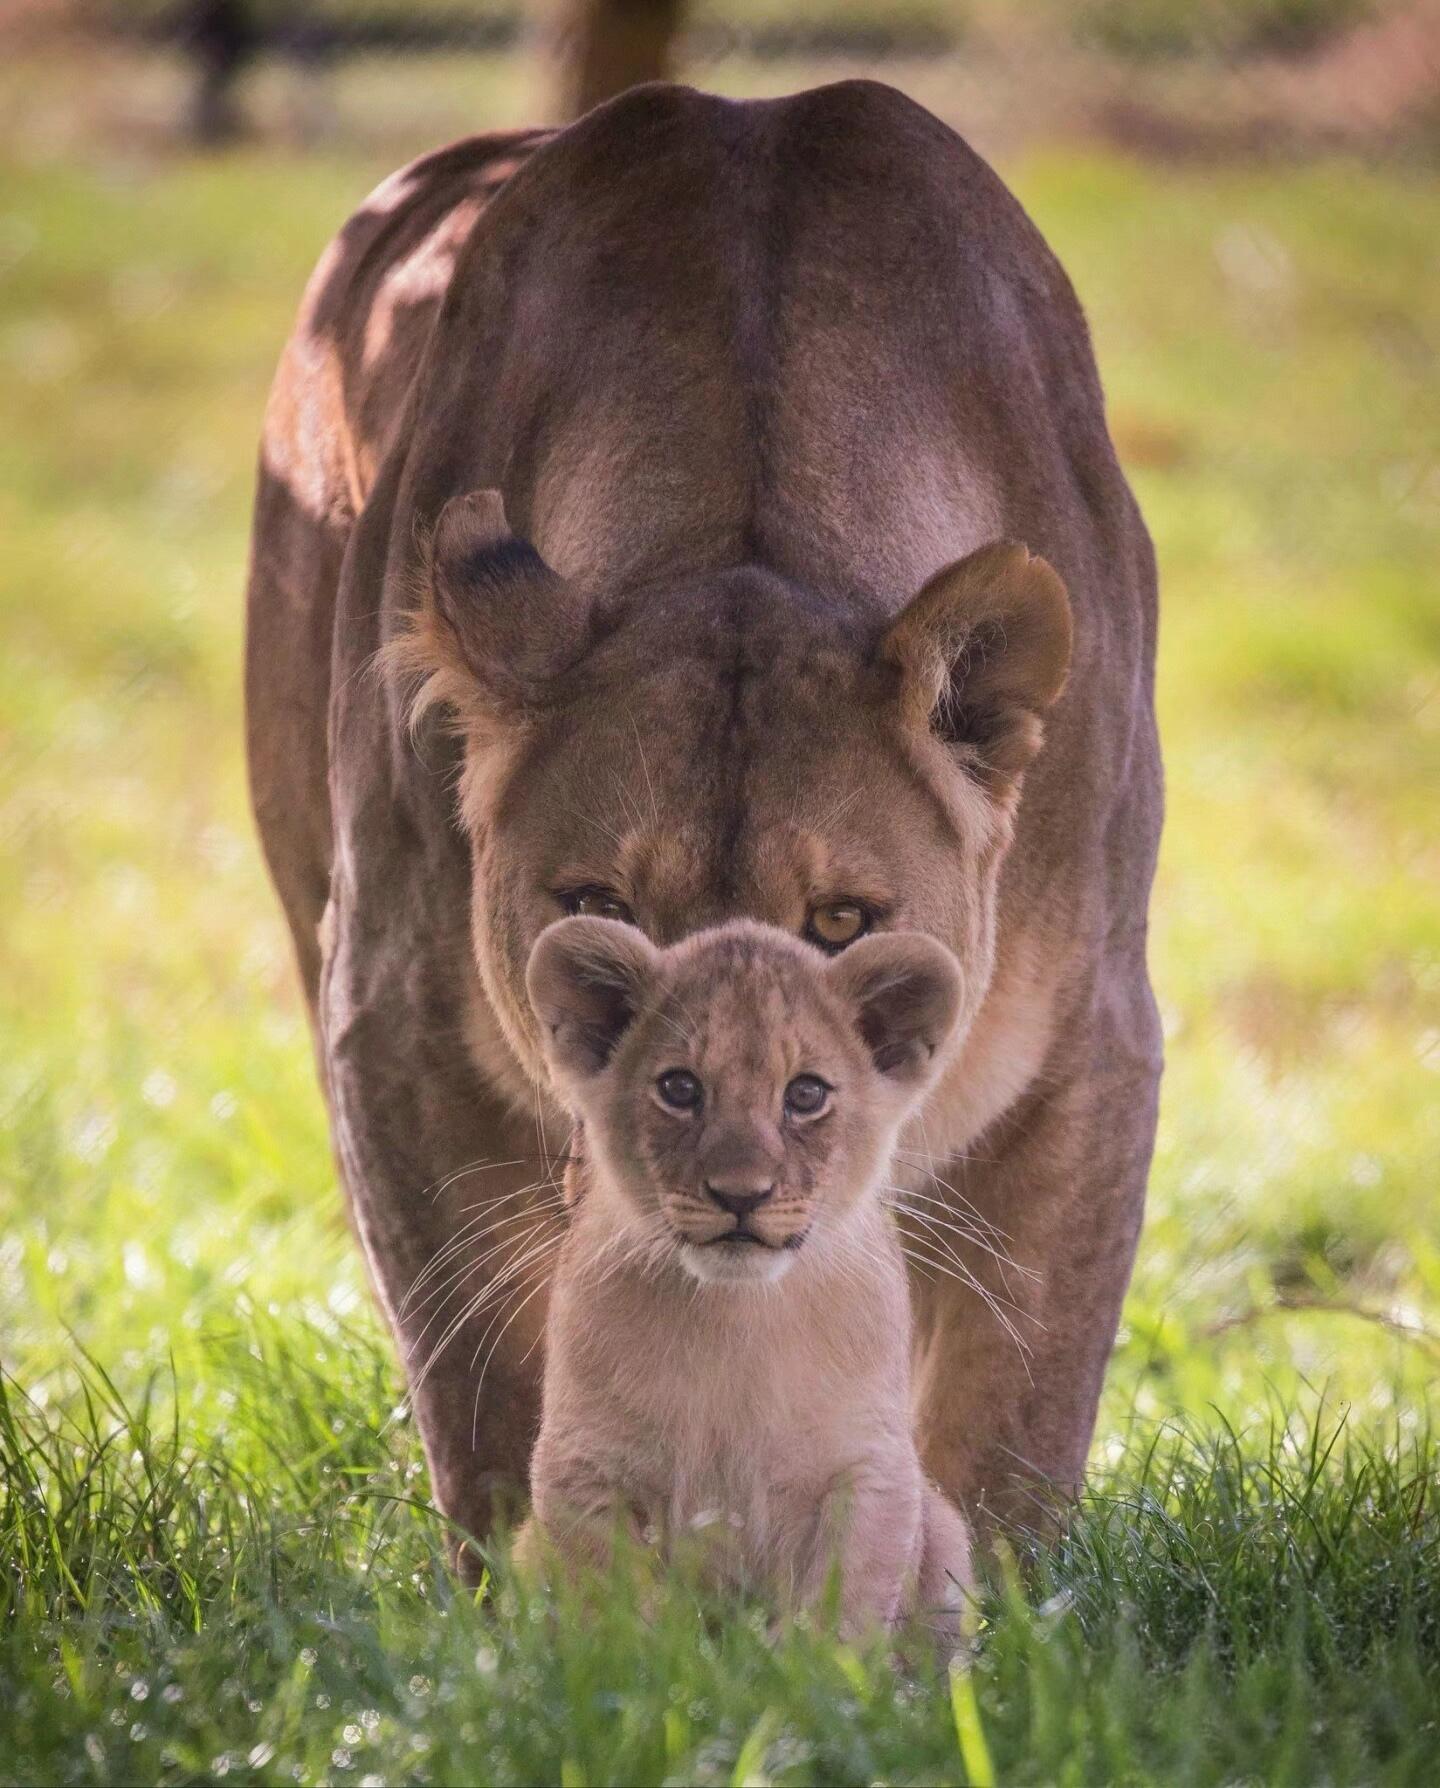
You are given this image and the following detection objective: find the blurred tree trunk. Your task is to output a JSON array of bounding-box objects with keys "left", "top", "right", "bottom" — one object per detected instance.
[
  {"left": 179, "top": 0, "right": 259, "bottom": 145},
  {"left": 553, "top": 0, "right": 686, "bottom": 119}
]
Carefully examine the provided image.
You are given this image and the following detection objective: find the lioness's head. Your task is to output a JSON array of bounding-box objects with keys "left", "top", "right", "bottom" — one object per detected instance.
[
  {"left": 527, "top": 916, "right": 962, "bottom": 1285},
  {"left": 389, "top": 490, "right": 1070, "bottom": 1102}
]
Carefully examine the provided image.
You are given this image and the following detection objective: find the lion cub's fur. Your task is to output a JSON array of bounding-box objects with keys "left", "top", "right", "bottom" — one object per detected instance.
[{"left": 519, "top": 917, "right": 973, "bottom": 1639}]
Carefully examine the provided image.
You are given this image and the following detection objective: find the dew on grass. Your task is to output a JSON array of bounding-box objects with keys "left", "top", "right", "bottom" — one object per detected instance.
[{"left": 141, "top": 1069, "right": 177, "bottom": 1109}]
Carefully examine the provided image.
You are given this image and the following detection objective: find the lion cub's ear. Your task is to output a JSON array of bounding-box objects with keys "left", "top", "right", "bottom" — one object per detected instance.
[
  {"left": 881, "top": 541, "right": 1072, "bottom": 796},
  {"left": 527, "top": 917, "right": 659, "bottom": 1085},
  {"left": 387, "top": 489, "right": 592, "bottom": 730},
  {"left": 828, "top": 933, "right": 964, "bottom": 1088}
]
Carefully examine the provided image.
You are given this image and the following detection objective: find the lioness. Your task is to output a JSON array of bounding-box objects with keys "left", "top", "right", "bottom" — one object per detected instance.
[
  {"left": 520, "top": 916, "right": 971, "bottom": 1638},
  {"left": 246, "top": 80, "right": 1162, "bottom": 1567}
]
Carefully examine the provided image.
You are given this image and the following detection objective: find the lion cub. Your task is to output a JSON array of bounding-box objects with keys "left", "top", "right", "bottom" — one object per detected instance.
[{"left": 520, "top": 915, "right": 972, "bottom": 1639}]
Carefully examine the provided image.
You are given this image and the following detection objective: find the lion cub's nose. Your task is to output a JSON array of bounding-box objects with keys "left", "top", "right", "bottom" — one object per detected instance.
[{"left": 705, "top": 1181, "right": 775, "bottom": 1219}]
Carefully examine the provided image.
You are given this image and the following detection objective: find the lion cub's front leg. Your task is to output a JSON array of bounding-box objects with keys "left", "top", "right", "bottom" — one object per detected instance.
[
  {"left": 914, "top": 1484, "right": 973, "bottom": 1653},
  {"left": 816, "top": 1468, "right": 973, "bottom": 1653},
  {"left": 515, "top": 1458, "right": 655, "bottom": 1585},
  {"left": 807, "top": 1464, "right": 925, "bottom": 1637}
]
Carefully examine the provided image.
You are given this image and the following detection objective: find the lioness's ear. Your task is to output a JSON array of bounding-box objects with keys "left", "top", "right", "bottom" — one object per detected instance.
[
  {"left": 881, "top": 541, "right": 1072, "bottom": 795},
  {"left": 526, "top": 917, "right": 659, "bottom": 1083},
  {"left": 388, "top": 489, "right": 590, "bottom": 727},
  {"left": 828, "top": 933, "right": 963, "bottom": 1087}
]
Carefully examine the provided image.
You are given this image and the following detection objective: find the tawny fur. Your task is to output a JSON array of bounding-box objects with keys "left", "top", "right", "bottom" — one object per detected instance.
[{"left": 518, "top": 918, "right": 973, "bottom": 1640}]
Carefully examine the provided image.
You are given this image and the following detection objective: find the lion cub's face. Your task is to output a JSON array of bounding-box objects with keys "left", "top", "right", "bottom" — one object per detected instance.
[{"left": 528, "top": 918, "right": 962, "bottom": 1286}]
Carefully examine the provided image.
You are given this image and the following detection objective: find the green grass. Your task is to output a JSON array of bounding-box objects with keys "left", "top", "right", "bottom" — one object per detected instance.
[{"left": 2, "top": 48, "right": 1438, "bottom": 1786}]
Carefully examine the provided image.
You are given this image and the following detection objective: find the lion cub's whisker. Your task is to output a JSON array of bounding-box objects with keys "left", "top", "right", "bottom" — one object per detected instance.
[
  {"left": 889, "top": 1154, "right": 1017, "bottom": 1240},
  {"left": 899, "top": 1243, "right": 1039, "bottom": 1373},
  {"left": 404, "top": 1174, "right": 561, "bottom": 1266},
  {"left": 884, "top": 1187, "right": 1039, "bottom": 1283},
  {"left": 420, "top": 1155, "right": 529, "bottom": 1206},
  {"left": 407, "top": 1224, "right": 564, "bottom": 1391},
  {"left": 471, "top": 1277, "right": 554, "bottom": 1448},
  {"left": 889, "top": 1176, "right": 1016, "bottom": 1248},
  {"left": 409, "top": 1208, "right": 568, "bottom": 1358},
  {"left": 404, "top": 1213, "right": 564, "bottom": 1348},
  {"left": 399, "top": 1183, "right": 563, "bottom": 1313},
  {"left": 896, "top": 1209, "right": 1040, "bottom": 1332}
]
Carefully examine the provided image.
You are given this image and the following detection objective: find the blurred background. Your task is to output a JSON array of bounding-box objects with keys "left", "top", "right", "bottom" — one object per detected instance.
[{"left": 1, "top": 0, "right": 1437, "bottom": 1442}]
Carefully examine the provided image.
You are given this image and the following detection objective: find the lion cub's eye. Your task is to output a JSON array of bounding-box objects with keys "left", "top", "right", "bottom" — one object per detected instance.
[
  {"left": 805, "top": 901, "right": 870, "bottom": 950},
  {"left": 561, "top": 886, "right": 635, "bottom": 925},
  {"left": 656, "top": 1070, "right": 703, "bottom": 1112},
  {"left": 784, "top": 1074, "right": 830, "bottom": 1117}
]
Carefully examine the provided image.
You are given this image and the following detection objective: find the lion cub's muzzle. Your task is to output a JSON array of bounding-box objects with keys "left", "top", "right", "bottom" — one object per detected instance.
[{"left": 668, "top": 1182, "right": 810, "bottom": 1285}]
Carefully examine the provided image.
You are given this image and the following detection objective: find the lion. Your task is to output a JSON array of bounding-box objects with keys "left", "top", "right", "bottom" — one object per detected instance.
[
  {"left": 245, "top": 80, "right": 1162, "bottom": 1570},
  {"left": 518, "top": 915, "right": 972, "bottom": 1639}
]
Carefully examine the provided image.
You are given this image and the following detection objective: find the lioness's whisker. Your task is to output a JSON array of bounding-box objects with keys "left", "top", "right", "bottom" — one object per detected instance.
[
  {"left": 462, "top": 1230, "right": 561, "bottom": 1374},
  {"left": 628, "top": 711, "right": 661, "bottom": 827},
  {"left": 464, "top": 1224, "right": 577, "bottom": 1436}
]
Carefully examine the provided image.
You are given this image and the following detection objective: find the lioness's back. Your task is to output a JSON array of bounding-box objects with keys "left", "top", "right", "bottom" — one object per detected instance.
[{"left": 397, "top": 80, "right": 1127, "bottom": 605}]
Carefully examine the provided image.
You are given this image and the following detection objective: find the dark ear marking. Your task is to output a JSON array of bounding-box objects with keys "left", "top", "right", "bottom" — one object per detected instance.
[
  {"left": 827, "top": 933, "right": 964, "bottom": 1088},
  {"left": 881, "top": 540, "right": 1073, "bottom": 796},
  {"left": 526, "top": 916, "right": 660, "bottom": 1085},
  {"left": 381, "top": 487, "right": 591, "bottom": 729}
]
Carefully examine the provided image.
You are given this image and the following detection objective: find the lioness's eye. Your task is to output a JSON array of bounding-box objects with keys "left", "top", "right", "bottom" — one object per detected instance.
[
  {"left": 784, "top": 1074, "right": 830, "bottom": 1117},
  {"left": 560, "top": 886, "right": 635, "bottom": 925},
  {"left": 656, "top": 1070, "right": 702, "bottom": 1112},
  {"left": 806, "top": 901, "right": 870, "bottom": 950}
]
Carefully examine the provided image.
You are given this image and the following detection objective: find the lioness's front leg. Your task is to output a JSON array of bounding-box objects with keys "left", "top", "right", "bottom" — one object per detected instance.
[
  {"left": 910, "top": 983, "right": 1162, "bottom": 1540},
  {"left": 322, "top": 953, "right": 556, "bottom": 1573}
]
